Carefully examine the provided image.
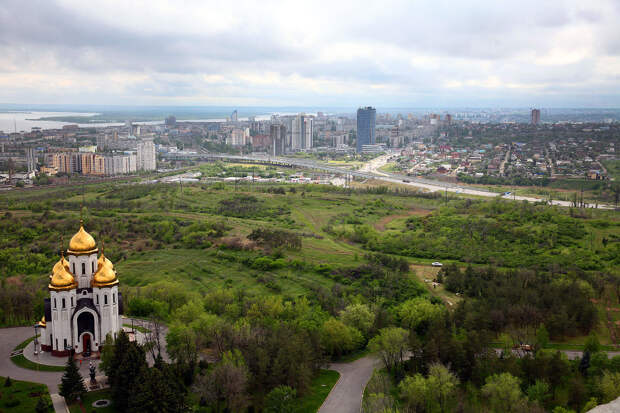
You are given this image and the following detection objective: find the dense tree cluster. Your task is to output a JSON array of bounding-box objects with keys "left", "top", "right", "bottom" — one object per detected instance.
[
  {"left": 336, "top": 199, "right": 619, "bottom": 271},
  {"left": 100, "top": 330, "right": 187, "bottom": 412},
  {"left": 247, "top": 228, "right": 302, "bottom": 250},
  {"left": 442, "top": 265, "right": 598, "bottom": 338}
]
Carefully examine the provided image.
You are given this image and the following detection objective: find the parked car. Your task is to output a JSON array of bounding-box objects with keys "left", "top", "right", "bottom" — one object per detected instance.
[{"left": 432, "top": 262, "right": 443, "bottom": 267}]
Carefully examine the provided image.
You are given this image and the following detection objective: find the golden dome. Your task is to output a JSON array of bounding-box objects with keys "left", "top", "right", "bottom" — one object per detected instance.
[
  {"left": 68, "top": 222, "right": 98, "bottom": 255},
  {"left": 38, "top": 316, "right": 46, "bottom": 328},
  {"left": 49, "top": 256, "right": 77, "bottom": 291},
  {"left": 92, "top": 252, "right": 118, "bottom": 288}
]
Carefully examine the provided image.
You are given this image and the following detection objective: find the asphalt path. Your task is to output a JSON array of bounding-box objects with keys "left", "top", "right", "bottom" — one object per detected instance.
[
  {"left": 318, "top": 349, "right": 620, "bottom": 413},
  {"left": 318, "top": 356, "right": 380, "bottom": 413},
  {"left": 0, "top": 326, "right": 65, "bottom": 393}
]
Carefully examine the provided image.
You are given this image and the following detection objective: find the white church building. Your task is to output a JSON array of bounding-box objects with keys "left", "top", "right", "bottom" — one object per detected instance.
[{"left": 38, "top": 221, "right": 123, "bottom": 356}]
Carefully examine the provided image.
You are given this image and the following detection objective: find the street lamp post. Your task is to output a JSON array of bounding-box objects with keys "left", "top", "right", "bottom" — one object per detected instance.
[{"left": 33, "top": 324, "right": 39, "bottom": 355}]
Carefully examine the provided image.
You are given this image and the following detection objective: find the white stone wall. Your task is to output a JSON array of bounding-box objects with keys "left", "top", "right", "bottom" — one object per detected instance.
[
  {"left": 49, "top": 289, "right": 76, "bottom": 351},
  {"left": 67, "top": 252, "right": 97, "bottom": 289},
  {"left": 93, "top": 285, "right": 121, "bottom": 343}
]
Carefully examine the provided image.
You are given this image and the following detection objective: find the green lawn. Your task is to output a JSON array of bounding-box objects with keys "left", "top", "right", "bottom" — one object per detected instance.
[
  {"left": 68, "top": 389, "right": 116, "bottom": 413},
  {"left": 10, "top": 354, "right": 66, "bottom": 372},
  {"left": 10, "top": 336, "right": 66, "bottom": 372},
  {"left": 0, "top": 376, "right": 53, "bottom": 412},
  {"left": 296, "top": 369, "right": 340, "bottom": 413}
]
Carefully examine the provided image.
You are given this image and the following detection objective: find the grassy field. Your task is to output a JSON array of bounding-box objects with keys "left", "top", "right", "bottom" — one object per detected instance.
[
  {"left": 601, "top": 159, "right": 620, "bottom": 180},
  {"left": 0, "top": 376, "right": 52, "bottom": 412},
  {"left": 1, "top": 161, "right": 619, "bottom": 348},
  {"left": 68, "top": 389, "right": 115, "bottom": 413},
  {"left": 296, "top": 369, "right": 340, "bottom": 413}
]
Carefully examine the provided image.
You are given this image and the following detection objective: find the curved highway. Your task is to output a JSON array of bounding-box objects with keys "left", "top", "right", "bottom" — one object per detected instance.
[{"left": 194, "top": 153, "right": 614, "bottom": 209}]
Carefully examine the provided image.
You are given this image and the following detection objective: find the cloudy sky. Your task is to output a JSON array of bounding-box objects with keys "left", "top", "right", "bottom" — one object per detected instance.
[{"left": 1, "top": 0, "right": 619, "bottom": 107}]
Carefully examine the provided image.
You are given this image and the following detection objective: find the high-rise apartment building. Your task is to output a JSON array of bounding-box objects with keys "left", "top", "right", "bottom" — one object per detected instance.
[
  {"left": 356, "top": 107, "right": 376, "bottom": 153},
  {"left": 227, "top": 129, "right": 246, "bottom": 146},
  {"left": 531, "top": 108, "right": 541, "bottom": 125},
  {"left": 231, "top": 110, "right": 238, "bottom": 122},
  {"left": 270, "top": 124, "right": 287, "bottom": 156},
  {"left": 137, "top": 139, "right": 156, "bottom": 171},
  {"left": 291, "top": 114, "right": 313, "bottom": 150}
]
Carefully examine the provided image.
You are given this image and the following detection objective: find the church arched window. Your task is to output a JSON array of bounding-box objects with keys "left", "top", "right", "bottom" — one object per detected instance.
[
  {"left": 54, "top": 298, "right": 57, "bottom": 308},
  {"left": 113, "top": 293, "right": 116, "bottom": 304},
  {"left": 92, "top": 261, "right": 95, "bottom": 273},
  {"left": 72, "top": 263, "right": 75, "bottom": 274},
  {"left": 82, "top": 263, "right": 86, "bottom": 275},
  {"left": 104, "top": 295, "right": 108, "bottom": 305},
  {"left": 71, "top": 297, "right": 74, "bottom": 307},
  {"left": 96, "top": 295, "right": 99, "bottom": 304},
  {"left": 62, "top": 298, "right": 65, "bottom": 309}
]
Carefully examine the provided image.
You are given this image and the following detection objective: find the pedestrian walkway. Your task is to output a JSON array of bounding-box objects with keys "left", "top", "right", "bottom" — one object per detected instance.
[{"left": 51, "top": 393, "right": 69, "bottom": 413}]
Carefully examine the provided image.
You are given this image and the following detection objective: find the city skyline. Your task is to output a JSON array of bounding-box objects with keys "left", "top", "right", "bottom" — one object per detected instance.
[{"left": 1, "top": 0, "right": 619, "bottom": 107}]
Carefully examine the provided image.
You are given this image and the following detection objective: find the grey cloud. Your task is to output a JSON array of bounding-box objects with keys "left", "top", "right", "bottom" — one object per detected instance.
[{"left": 0, "top": 0, "right": 619, "bottom": 106}]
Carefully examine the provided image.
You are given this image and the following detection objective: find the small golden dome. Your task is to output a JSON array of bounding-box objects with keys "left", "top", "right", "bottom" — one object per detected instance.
[
  {"left": 38, "top": 316, "right": 46, "bottom": 328},
  {"left": 68, "top": 222, "right": 98, "bottom": 255},
  {"left": 49, "top": 256, "right": 77, "bottom": 291},
  {"left": 92, "top": 252, "right": 118, "bottom": 288}
]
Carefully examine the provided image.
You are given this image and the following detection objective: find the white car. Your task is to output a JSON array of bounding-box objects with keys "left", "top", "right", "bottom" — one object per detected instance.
[{"left": 431, "top": 262, "right": 443, "bottom": 267}]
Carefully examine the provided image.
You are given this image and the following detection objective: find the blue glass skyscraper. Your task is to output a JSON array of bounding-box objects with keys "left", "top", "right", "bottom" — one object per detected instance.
[{"left": 356, "top": 107, "right": 376, "bottom": 153}]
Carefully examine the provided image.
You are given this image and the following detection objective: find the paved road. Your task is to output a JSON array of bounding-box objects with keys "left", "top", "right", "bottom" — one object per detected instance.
[
  {"left": 198, "top": 153, "right": 616, "bottom": 209},
  {"left": 0, "top": 326, "right": 65, "bottom": 393},
  {"left": 0, "top": 316, "right": 167, "bottom": 412},
  {"left": 318, "top": 356, "right": 380, "bottom": 413}
]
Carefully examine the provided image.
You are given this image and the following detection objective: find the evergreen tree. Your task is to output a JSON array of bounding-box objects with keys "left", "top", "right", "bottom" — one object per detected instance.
[
  {"left": 579, "top": 351, "right": 591, "bottom": 377},
  {"left": 59, "top": 357, "right": 86, "bottom": 403},
  {"left": 112, "top": 341, "right": 148, "bottom": 412},
  {"left": 129, "top": 363, "right": 187, "bottom": 413},
  {"left": 104, "top": 330, "right": 130, "bottom": 384},
  {"left": 35, "top": 396, "right": 49, "bottom": 413}
]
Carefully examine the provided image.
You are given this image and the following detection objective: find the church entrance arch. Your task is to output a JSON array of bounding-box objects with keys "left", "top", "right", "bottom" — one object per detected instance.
[
  {"left": 83, "top": 333, "right": 91, "bottom": 353},
  {"left": 77, "top": 311, "right": 95, "bottom": 337}
]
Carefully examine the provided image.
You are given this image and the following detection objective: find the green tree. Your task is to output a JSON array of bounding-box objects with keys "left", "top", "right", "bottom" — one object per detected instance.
[
  {"left": 584, "top": 333, "right": 601, "bottom": 354},
  {"left": 112, "top": 341, "right": 149, "bottom": 412},
  {"left": 399, "top": 364, "right": 459, "bottom": 413},
  {"left": 35, "top": 396, "right": 49, "bottom": 413},
  {"left": 581, "top": 398, "right": 598, "bottom": 412},
  {"left": 481, "top": 373, "right": 527, "bottom": 413},
  {"left": 196, "top": 349, "right": 250, "bottom": 412},
  {"left": 340, "top": 303, "right": 375, "bottom": 336},
  {"left": 321, "top": 318, "right": 364, "bottom": 357},
  {"left": 399, "top": 374, "right": 429, "bottom": 412},
  {"left": 129, "top": 362, "right": 187, "bottom": 413},
  {"left": 264, "top": 385, "right": 297, "bottom": 413},
  {"left": 398, "top": 298, "right": 445, "bottom": 335},
  {"left": 527, "top": 380, "right": 550, "bottom": 407},
  {"left": 368, "top": 327, "right": 409, "bottom": 375},
  {"left": 600, "top": 371, "right": 620, "bottom": 403},
  {"left": 59, "top": 357, "right": 86, "bottom": 403},
  {"left": 426, "top": 363, "right": 459, "bottom": 413},
  {"left": 535, "top": 324, "right": 550, "bottom": 350}
]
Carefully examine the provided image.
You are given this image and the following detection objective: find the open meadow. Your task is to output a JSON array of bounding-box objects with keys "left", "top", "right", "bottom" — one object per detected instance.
[{"left": 1, "top": 162, "right": 620, "bottom": 412}]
